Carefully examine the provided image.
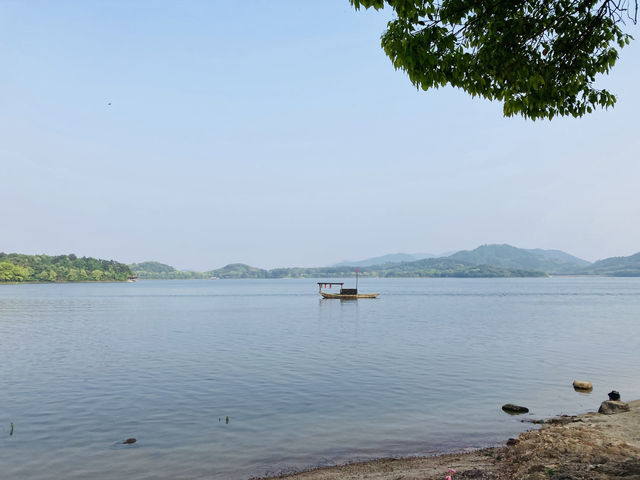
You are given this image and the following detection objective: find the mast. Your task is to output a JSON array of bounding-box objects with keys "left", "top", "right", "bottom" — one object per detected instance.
[{"left": 355, "top": 268, "right": 358, "bottom": 292}]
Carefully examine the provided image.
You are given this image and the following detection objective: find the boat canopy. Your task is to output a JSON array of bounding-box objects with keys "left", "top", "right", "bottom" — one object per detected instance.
[{"left": 317, "top": 282, "right": 354, "bottom": 294}]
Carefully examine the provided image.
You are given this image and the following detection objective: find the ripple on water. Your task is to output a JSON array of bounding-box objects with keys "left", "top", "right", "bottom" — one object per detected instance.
[{"left": 1, "top": 277, "right": 640, "bottom": 479}]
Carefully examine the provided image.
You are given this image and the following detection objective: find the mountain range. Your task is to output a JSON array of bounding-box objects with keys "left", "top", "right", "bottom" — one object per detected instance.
[
  {"left": 333, "top": 253, "right": 439, "bottom": 267},
  {"left": 447, "top": 244, "right": 590, "bottom": 274},
  {"left": 130, "top": 245, "right": 640, "bottom": 279}
]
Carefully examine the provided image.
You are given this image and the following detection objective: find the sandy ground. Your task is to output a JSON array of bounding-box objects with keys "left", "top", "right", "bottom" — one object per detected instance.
[{"left": 258, "top": 400, "right": 640, "bottom": 480}]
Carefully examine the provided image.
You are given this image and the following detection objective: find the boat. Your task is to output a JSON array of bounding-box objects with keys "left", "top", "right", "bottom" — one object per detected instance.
[{"left": 317, "top": 270, "right": 379, "bottom": 299}]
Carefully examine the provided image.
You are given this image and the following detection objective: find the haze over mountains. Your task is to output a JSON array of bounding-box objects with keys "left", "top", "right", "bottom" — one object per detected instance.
[
  {"left": 333, "top": 253, "right": 437, "bottom": 267},
  {"left": 131, "top": 244, "right": 640, "bottom": 279},
  {"left": 447, "top": 245, "right": 590, "bottom": 274},
  {"left": 332, "top": 251, "right": 456, "bottom": 267}
]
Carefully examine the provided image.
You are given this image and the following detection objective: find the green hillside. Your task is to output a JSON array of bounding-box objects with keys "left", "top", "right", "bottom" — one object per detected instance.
[
  {"left": 130, "top": 247, "right": 640, "bottom": 281},
  {"left": 526, "top": 248, "right": 591, "bottom": 267},
  {"left": 370, "top": 257, "right": 547, "bottom": 277},
  {"left": 204, "top": 259, "right": 546, "bottom": 279},
  {"left": 0, "top": 253, "right": 132, "bottom": 283},
  {"left": 448, "top": 244, "right": 588, "bottom": 274},
  {"left": 130, "top": 261, "right": 206, "bottom": 279},
  {"left": 207, "top": 263, "right": 268, "bottom": 279},
  {"left": 131, "top": 261, "right": 176, "bottom": 274},
  {"left": 579, "top": 252, "right": 640, "bottom": 276}
]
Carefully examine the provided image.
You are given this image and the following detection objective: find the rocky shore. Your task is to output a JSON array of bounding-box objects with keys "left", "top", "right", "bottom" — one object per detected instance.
[{"left": 260, "top": 399, "right": 640, "bottom": 480}]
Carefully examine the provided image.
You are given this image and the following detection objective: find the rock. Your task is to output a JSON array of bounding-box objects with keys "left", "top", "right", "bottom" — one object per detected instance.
[
  {"left": 459, "top": 469, "right": 485, "bottom": 478},
  {"left": 545, "top": 415, "right": 580, "bottom": 425},
  {"left": 506, "top": 438, "right": 519, "bottom": 446},
  {"left": 573, "top": 380, "right": 593, "bottom": 391},
  {"left": 598, "top": 400, "right": 630, "bottom": 415},
  {"left": 122, "top": 438, "right": 137, "bottom": 444},
  {"left": 608, "top": 390, "right": 621, "bottom": 401},
  {"left": 502, "top": 404, "right": 529, "bottom": 414},
  {"left": 521, "top": 418, "right": 544, "bottom": 424}
]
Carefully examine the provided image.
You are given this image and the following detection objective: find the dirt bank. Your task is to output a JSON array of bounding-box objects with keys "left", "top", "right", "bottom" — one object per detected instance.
[{"left": 259, "top": 400, "right": 640, "bottom": 480}]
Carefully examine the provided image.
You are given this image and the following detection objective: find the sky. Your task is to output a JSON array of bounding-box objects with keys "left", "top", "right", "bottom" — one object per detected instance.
[{"left": 1, "top": 1, "right": 639, "bottom": 270}]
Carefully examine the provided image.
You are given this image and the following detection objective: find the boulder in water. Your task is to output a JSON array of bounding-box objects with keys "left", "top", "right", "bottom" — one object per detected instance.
[
  {"left": 502, "top": 404, "right": 529, "bottom": 414},
  {"left": 573, "top": 380, "right": 593, "bottom": 391},
  {"left": 122, "top": 438, "right": 137, "bottom": 444}
]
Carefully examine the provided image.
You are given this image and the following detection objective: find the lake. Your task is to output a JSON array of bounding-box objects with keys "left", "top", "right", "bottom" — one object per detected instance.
[{"left": 1, "top": 277, "right": 640, "bottom": 479}]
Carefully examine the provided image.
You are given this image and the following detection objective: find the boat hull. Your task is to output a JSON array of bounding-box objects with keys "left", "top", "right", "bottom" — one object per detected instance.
[{"left": 320, "top": 292, "right": 379, "bottom": 299}]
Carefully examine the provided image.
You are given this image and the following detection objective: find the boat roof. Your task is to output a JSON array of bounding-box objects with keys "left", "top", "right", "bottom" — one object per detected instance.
[{"left": 317, "top": 282, "right": 344, "bottom": 285}]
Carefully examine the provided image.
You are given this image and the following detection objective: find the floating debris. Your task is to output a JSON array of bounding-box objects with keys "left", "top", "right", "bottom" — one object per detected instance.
[
  {"left": 10, "top": 422, "right": 14, "bottom": 436},
  {"left": 225, "top": 416, "right": 229, "bottom": 424}
]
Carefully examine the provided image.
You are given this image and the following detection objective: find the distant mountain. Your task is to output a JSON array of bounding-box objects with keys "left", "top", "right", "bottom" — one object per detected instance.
[
  {"left": 333, "top": 252, "right": 438, "bottom": 267},
  {"left": 578, "top": 252, "right": 640, "bottom": 276},
  {"left": 205, "top": 259, "right": 546, "bottom": 279},
  {"left": 207, "top": 263, "right": 268, "bottom": 279},
  {"left": 130, "top": 261, "right": 176, "bottom": 274},
  {"left": 364, "top": 257, "right": 547, "bottom": 278},
  {"left": 130, "top": 248, "right": 640, "bottom": 280},
  {"left": 130, "top": 261, "right": 206, "bottom": 279},
  {"left": 525, "top": 249, "right": 591, "bottom": 268},
  {"left": 448, "top": 244, "right": 590, "bottom": 274}
]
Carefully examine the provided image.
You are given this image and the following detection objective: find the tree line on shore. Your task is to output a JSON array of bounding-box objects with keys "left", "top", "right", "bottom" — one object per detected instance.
[
  {"left": 203, "top": 260, "right": 547, "bottom": 279},
  {"left": 0, "top": 253, "right": 132, "bottom": 283},
  {"left": 3, "top": 245, "right": 639, "bottom": 283}
]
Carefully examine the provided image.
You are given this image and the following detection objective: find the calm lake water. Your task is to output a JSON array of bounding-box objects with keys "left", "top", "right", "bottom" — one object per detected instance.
[{"left": 1, "top": 278, "right": 640, "bottom": 479}]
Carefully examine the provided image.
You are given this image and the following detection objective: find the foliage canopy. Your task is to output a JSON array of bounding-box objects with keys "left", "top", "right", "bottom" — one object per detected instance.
[
  {"left": 130, "top": 261, "right": 207, "bottom": 279},
  {"left": 351, "top": 0, "right": 637, "bottom": 119},
  {"left": 0, "top": 253, "right": 132, "bottom": 283}
]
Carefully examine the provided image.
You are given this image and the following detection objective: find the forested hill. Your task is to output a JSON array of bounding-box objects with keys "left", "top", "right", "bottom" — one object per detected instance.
[
  {"left": 204, "top": 259, "right": 547, "bottom": 279},
  {"left": 448, "top": 244, "right": 589, "bottom": 274},
  {"left": 578, "top": 252, "right": 640, "bottom": 276},
  {"left": 0, "top": 253, "right": 132, "bottom": 282},
  {"left": 130, "top": 261, "right": 207, "bottom": 279}
]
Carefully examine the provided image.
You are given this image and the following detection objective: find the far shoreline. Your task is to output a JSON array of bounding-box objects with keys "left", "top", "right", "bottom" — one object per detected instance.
[{"left": 0, "top": 279, "right": 132, "bottom": 285}]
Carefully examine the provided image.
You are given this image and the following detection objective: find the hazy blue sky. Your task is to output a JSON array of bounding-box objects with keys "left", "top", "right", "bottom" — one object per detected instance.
[{"left": 1, "top": 1, "right": 639, "bottom": 270}]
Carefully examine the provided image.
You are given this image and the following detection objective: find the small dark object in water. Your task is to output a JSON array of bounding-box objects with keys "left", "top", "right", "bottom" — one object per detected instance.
[
  {"left": 608, "top": 390, "right": 621, "bottom": 401},
  {"left": 502, "top": 404, "right": 529, "bottom": 414},
  {"left": 225, "top": 416, "right": 229, "bottom": 424},
  {"left": 10, "top": 422, "right": 14, "bottom": 436},
  {"left": 123, "top": 438, "right": 136, "bottom": 444}
]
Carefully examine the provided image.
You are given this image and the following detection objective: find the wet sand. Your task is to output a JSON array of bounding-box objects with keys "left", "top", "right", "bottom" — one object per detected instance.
[{"left": 259, "top": 400, "right": 640, "bottom": 480}]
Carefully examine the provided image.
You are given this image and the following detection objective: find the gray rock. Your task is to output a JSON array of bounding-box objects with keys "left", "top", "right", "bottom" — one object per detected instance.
[
  {"left": 598, "top": 400, "right": 630, "bottom": 415},
  {"left": 502, "top": 404, "right": 529, "bottom": 414}
]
